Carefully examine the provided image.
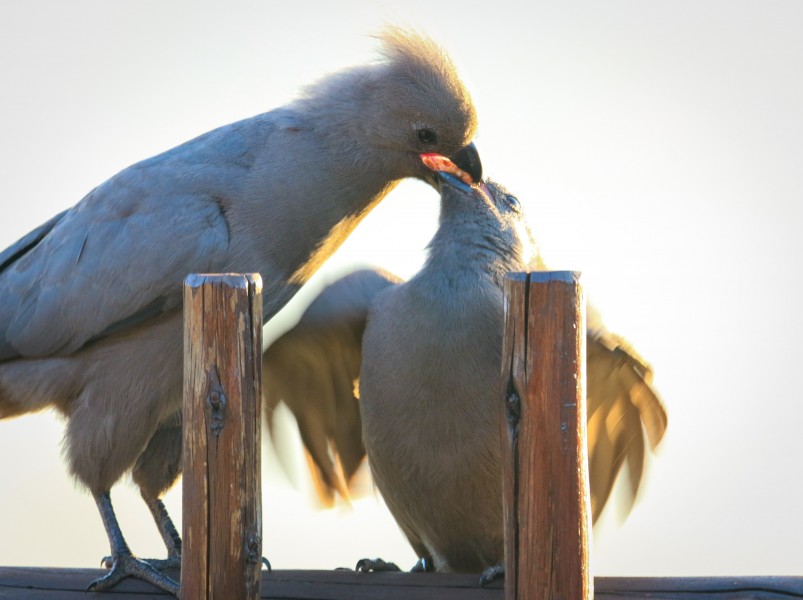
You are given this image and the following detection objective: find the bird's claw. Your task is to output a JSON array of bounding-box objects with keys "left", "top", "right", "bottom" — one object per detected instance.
[
  {"left": 88, "top": 552, "right": 179, "bottom": 595},
  {"left": 478, "top": 562, "right": 504, "bottom": 587},
  {"left": 262, "top": 557, "right": 272, "bottom": 572},
  {"left": 355, "top": 557, "right": 401, "bottom": 573}
]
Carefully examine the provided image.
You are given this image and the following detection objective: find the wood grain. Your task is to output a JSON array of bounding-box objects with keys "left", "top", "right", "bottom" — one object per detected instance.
[
  {"left": 501, "top": 271, "right": 592, "bottom": 600},
  {"left": 181, "top": 274, "right": 263, "bottom": 600}
]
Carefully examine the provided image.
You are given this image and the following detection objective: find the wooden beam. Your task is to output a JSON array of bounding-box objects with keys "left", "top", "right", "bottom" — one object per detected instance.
[
  {"left": 182, "top": 273, "right": 263, "bottom": 600},
  {"left": 501, "top": 271, "right": 592, "bottom": 600},
  {"left": 3, "top": 568, "right": 803, "bottom": 599}
]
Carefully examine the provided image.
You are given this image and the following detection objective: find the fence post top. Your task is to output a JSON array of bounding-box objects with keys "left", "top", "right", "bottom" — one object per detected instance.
[
  {"left": 505, "top": 271, "right": 582, "bottom": 284},
  {"left": 184, "top": 273, "right": 263, "bottom": 291}
]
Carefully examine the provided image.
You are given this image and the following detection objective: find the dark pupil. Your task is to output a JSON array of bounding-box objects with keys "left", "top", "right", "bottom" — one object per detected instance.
[
  {"left": 506, "top": 195, "right": 520, "bottom": 211},
  {"left": 418, "top": 128, "right": 437, "bottom": 145}
]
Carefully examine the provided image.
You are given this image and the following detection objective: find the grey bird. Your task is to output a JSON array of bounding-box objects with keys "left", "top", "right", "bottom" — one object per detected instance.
[
  {"left": 0, "top": 29, "right": 481, "bottom": 594},
  {"left": 262, "top": 173, "right": 667, "bottom": 580}
]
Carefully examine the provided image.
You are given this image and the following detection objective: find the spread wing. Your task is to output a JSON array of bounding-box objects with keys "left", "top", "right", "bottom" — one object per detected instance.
[
  {"left": 262, "top": 265, "right": 668, "bottom": 517},
  {"left": 586, "top": 305, "right": 668, "bottom": 518},
  {"left": 262, "top": 268, "right": 402, "bottom": 506},
  {"left": 0, "top": 134, "right": 249, "bottom": 360}
]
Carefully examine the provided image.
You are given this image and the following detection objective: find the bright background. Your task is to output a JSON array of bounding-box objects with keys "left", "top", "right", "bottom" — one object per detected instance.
[{"left": 1, "top": 0, "right": 802, "bottom": 577}]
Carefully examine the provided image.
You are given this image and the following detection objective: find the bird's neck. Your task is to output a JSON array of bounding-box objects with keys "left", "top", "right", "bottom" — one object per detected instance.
[{"left": 422, "top": 219, "right": 524, "bottom": 289}]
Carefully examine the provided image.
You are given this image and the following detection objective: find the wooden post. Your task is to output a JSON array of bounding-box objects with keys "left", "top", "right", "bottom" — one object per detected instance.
[
  {"left": 501, "top": 271, "right": 591, "bottom": 600},
  {"left": 181, "top": 274, "right": 263, "bottom": 600}
]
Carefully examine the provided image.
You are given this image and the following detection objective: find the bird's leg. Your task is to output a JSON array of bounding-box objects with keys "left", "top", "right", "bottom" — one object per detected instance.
[
  {"left": 478, "top": 562, "right": 504, "bottom": 587},
  {"left": 127, "top": 414, "right": 183, "bottom": 570},
  {"left": 142, "top": 495, "right": 182, "bottom": 570},
  {"left": 99, "top": 494, "right": 182, "bottom": 571},
  {"left": 88, "top": 491, "right": 179, "bottom": 595}
]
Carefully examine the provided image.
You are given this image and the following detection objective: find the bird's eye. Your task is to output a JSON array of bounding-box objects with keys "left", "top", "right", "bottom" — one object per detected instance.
[
  {"left": 504, "top": 194, "right": 521, "bottom": 212},
  {"left": 417, "top": 128, "right": 438, "bottom": 145}
]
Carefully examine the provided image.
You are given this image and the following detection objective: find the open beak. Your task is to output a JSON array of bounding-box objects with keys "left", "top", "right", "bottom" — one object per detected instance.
[{"left": 420, "top": 142, "right": 483, "bottom": 189}]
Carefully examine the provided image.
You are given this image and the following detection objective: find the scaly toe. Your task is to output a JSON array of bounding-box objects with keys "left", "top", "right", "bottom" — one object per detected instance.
[{"left": 87, "top": 552, "right": 179, "bottom": 594}]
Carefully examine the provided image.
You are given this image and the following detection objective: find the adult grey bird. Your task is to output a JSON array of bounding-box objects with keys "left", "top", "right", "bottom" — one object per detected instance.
[
  {"left": 0, "top": 29, "right": 481, "bottom": 594},
  {"left": 262, "top": 173, "right": 667, "bottom": 580}
]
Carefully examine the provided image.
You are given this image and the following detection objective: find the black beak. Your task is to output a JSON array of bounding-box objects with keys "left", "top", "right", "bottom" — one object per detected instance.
[{"left": 449, "top": 142, "right": 482, "bottom": 184}]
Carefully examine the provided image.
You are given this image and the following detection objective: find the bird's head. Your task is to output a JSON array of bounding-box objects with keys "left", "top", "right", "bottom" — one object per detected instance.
[
  {"left": 364, "top": 27, "right": 482, "bottom": 187},
  {"left": 290, "top": 27, "right": 482, "bottom": 191},
  {"left": 431, "top": 172, "right": 537, "bottom": 272}
]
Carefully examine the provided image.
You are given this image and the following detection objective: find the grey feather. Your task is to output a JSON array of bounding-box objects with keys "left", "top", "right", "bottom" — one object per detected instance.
[{"left": 0, "top": 29, "right": 479, "bottom": 593}]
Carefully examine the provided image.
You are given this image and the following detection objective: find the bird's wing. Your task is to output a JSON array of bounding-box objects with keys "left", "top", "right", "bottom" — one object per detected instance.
[
  {"left": 586, "top": 306, "right": 668, "bottom": 519},
  {"left": 262, "top": 268, "right": 402, "bottom": 506},
  {"left": 0, "top": 162, "right": 231, "bottom": 360}
]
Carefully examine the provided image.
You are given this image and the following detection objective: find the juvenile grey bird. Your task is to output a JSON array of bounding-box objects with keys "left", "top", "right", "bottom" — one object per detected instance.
[
  {"left": 262, "top": 173, "right": 667, "bottom": 579},
  {"left": 0, "top": 29, "right": 481, "bottom": 594}
]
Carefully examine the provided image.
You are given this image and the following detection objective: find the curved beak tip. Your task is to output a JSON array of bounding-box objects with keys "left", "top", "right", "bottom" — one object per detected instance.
[{"left": 449, "top": 142, "right": 482, "bottom": 184}]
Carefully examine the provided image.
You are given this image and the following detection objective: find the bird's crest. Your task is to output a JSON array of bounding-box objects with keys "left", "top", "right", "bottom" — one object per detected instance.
[{"left": 373, "top": 26, "right": 478, "bottom": 147}]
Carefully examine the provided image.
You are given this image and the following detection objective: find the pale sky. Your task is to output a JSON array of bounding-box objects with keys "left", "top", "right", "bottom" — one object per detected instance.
[{"left": 1, "top": 0, "right": 802, "bottom": 577}]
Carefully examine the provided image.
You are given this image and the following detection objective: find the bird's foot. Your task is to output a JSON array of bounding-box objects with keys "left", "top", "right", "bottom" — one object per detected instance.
[
  {"left": 410, "top": 556, "right": 435, "bottom": 572},
  {"left": 355, "top": 557, "right": 401, "bottom": 573},
  {"left": 479, "top": 562, "right": 504, "bottom": 587},
  {"left": 262, "top": 557, "right": 272, "bottom": 572},
  {"left": 89, "top": 551, "right": 179, "bottom": 595}
]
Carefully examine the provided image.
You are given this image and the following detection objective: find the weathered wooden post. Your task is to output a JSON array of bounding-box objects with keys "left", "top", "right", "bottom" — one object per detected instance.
[
  {"left": 181, "top": 274, "right": 263, "bottom": 600},
  {"left": 501, "top": 271, "right": 591, "bottom": 600}
]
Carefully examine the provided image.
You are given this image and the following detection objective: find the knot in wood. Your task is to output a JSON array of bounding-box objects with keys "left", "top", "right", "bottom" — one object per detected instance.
[
  {"left": 208, "top": 389, "right": 224, "bottom": 408},
  {"left": 206, "top": 367, "right": 227, "bottom": 436},
  {"left": 246, "top": 533, "right": 262, "bottom": 564}
]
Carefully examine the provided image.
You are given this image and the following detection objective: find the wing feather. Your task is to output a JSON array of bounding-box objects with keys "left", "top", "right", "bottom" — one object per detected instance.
[
  {"left": 0, "top": 144, "right": 245, "bottom": 359},
  {"left": 261, "top": 268, "right": 401, "bottom": 505},
  {"left": 586, "top": 308, "right": 667, "bottom": 518}
]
